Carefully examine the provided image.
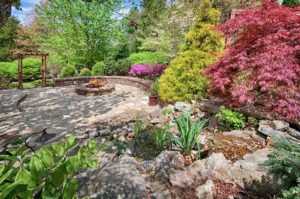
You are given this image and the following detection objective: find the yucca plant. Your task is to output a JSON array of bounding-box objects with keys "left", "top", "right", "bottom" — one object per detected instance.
[{"left": 173, "top": 112, "right": 208, "bottom": 159}]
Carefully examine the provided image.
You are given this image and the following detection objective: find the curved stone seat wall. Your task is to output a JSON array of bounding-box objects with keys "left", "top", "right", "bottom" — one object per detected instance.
[{"left": 53, "top": 76, "right": 152, "bottom": 91}]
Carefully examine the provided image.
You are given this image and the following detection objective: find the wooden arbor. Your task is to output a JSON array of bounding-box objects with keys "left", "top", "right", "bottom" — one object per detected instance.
[{"left": 17, "top": 53, "right": 49, "bottom": 89}]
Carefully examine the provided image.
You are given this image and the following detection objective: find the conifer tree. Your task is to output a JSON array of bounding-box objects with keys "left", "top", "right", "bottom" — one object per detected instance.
[{"left": 158, "top": 0, "right": 224, "bottom": 103}]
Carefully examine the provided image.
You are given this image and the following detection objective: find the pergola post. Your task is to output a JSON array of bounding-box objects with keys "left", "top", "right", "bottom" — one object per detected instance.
[
  {"left": 18, "top": 54, "right": 23, "bottom": 89},
  {"left": 42, "top": 55, "right": 47, "bottom": 87}
]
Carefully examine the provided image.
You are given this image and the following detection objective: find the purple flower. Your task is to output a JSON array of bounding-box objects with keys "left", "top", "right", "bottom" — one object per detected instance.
[{"left": 128, "top": 64, "right": 167, "bottom": 78}]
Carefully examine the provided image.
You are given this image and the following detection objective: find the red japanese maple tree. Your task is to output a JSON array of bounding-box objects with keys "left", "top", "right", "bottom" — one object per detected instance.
[{"left": 205, "top": 0, "right": 300, "bottom": 122}]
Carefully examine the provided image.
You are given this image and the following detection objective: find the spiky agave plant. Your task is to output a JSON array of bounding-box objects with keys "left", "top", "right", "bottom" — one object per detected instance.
[{"left": 173, "top": 112, "right": 208, "bottom": 159}]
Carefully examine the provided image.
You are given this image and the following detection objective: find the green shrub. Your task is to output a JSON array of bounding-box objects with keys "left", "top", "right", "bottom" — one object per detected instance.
[
  {"left": 217, "top": 106, "right": 246, "bottom": 130},
  {"left": 92, "top": 61, "right": 105, "bottom": 76},
  {"left": 0, "top": 135, "right": 99, "bottom": 199},
  {"left": 128, "top": 51, "right": 170, "bottom": 65},
  {"left": 32, "top": 79, "right": 53, "bottom": 88},
  {"left": 0, "top": 58, "right": 41, "bottom": 80},
  {"left": 79, "top": 68, "right": 92, "bottom": 77},
  {"left": 158, "top": 0, "right": 224, "bottom": 103},
  {"left": 173, "top": 112, "right": 208, "bottom": 159},
  {"left": 104, "top": 58, "right": 132, "bottom": 76},
  {"left": 264, "top": 137, "right": 300, "bottom": 199},
  {"left": 59, "top": 66, "right": 77, "bottom": 78}
]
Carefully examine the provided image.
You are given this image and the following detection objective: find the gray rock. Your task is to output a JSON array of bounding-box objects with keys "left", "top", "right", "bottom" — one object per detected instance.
[
  {"left": 288, "top": 127, "right": 300, "bottom": 140},
  {"left": 272, "top": 120, "right": 289, "bottom": 131},
  {"left": 258, "top": 120, "right": 299, "bottom": 141},
  {"left": 151, "top": 118, "right": 161, "bottom": 124},
  {"left": 196, "top": 102, "right": 220, "bottom": 114},
  {"left": 205, "top": 153, "right": 229, "bottom": 174},
  {"left": 150, "top": 108, "right": 162, "bottom": 119},
  {"left": 169, "top": 169, "right": 194, "bottom": 188},
  {"left": 196, "top": 180, "right": 216, "bottom": 199},
  {"left": 78, "top": 155, "right": 149, "bottom": 199},
  {"left": 154, "top": 151, "right": 185, "bottom": 171},
  {"left": 174, "top": 102, "right": 192, "bottom": 113}
]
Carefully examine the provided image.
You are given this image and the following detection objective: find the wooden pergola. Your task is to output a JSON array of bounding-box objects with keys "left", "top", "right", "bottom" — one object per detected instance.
[{"left": 17, "top": 53, "right": 49, "bottom": 89}]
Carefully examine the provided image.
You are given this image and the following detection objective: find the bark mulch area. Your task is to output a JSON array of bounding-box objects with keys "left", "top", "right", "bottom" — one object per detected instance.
[
  {"left": 207, "top": 133, "right": 265, "bottom": 162},
  {"left": 169, "top": 178, "right": 265, "bottom": 199}
]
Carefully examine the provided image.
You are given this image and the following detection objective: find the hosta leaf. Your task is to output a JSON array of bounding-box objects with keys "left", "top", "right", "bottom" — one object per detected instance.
[
  {"left": 15, "top": 168, "right": 35, "bottom": 188},
  {"left": 52, "top": 143, "right": 65, "bottom": 158},
  {"left": 65, "top": 135, "right": 76, "bottom": 150},
  {"left": 36, "top": 149, "right": 54, "bottom": 168},
  {"left": 0, "top": 169, "right": 12, "bottom": 184},
  {"left": 63, "top": 179, "right": 78, "bottom": 199},
  {"left": 29, "top": 157, "right": 45, "bottom": 182},
  {"left": 88, "top": 139, "right": 97, "bottom": 154},
  {"left": 88, "top": 157, "right": 98, "bottom": 168}
]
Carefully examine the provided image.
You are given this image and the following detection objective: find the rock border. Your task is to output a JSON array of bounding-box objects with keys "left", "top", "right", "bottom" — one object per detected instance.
[{"left": 53, "top": 76, "right": 152, "bottom": 92}]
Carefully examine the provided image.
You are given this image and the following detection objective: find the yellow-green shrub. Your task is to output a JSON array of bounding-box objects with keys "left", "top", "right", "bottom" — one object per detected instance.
[{"left": 158, "top": 0, "right": 224, "bottom": 103}]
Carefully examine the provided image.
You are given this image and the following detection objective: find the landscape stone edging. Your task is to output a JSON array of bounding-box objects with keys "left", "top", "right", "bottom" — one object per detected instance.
[{"left": 53, "top": 76, "right": 153, "bottom": 91}]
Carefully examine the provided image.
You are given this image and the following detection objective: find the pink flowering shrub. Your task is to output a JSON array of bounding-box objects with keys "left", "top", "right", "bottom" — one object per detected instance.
[
  {"left": 128, "top": 64, "right": 167, "bottom": 78},
  {"left": 205, "top": 0, "right": 300, "bottom": 123}
]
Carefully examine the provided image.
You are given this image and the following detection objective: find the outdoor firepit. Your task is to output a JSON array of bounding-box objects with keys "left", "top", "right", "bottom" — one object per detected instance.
[{"left": 75, "top": 79, "right": 115, "bottom": 96}]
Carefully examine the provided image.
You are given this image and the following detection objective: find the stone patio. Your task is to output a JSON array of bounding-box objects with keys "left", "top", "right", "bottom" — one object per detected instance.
[{"left": 0, "top": 84, "right": 157, "bottom": 146}]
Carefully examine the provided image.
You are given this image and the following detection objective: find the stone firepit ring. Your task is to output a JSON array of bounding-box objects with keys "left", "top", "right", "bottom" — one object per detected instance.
[{"left": 75, "top": 83, "right": 115, "bottom": 96}]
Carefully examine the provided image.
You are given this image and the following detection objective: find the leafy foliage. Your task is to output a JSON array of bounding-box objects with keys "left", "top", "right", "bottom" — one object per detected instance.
[
  {"left": 59, "top": 66, "right": 77, "bottom": 78},
  {"left": 0, "top": 135, "right": 99, "bottom": 199},
  {"left": 0, "top": 73, "right": 11, "bottom": 90},
  {"left": 92, "top": 61, "right": 105, "bottom": 76},
  {"left": 0, "top": 58, "right": 41, "bottom": 80},
  {"left": 158, "top": 0, "right": 224, "bottom": 103},
  {"left": 128, "top": 51, "right": 170, "bottom": 65},
  {"left": 173, "top": 112, "right": 208, "bottom": 158},
  {"left": 32, "top": 79, "right": 53, "bottom": 88},
  {"left": 0, "top": 16, "right": 19, "bottom": 61},
  {"left": 264, "top": 137, "right": 300, "bottom": 199},
  {"left": 205, "top": 1, "right": 300, "bottom": 123},
  {"left": 217, "top": 106, "right": 246, "bottom": 129},
  {"left": 79, "top": 68, "right": 92, "bottom": 77},
  {"left": 36, "top": 0, "right": 122, "bottom": 67},
  {"left": 103, "top": 58, "right": 131, "bottom": 76}
]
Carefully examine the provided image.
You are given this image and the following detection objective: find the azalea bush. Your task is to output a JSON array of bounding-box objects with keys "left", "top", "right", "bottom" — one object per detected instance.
[
  {"left": 128, "top": 64, "right": 166, "bottom": 78},
  {"left": 205, "top": 1, "right": 300, "bottom": 123}
]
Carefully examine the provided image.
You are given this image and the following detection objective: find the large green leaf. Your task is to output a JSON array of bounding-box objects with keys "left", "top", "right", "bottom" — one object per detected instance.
[
  {"left": 0, "top": 169, "right": 12, "bottom": 184},
  {"left": 29, "top": 157, "right": 45, "bottom": 183},
  {"left": 63, "top": 179, "right": 78, "bottom": 199},
  {"left": 15, "top": 168, "right": 35, "bottom": 188}
]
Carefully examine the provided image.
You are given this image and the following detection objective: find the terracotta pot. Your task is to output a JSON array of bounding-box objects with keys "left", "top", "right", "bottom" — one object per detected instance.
[{"left": 149, "top": 95, "right": 158, "bottom": 106}]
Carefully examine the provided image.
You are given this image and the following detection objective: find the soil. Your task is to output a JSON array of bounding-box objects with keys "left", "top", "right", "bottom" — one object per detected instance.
[
  {"left": 169, "top": 178, "right": 265, "bottom": 199},
  {"left": 206, "top": 133, "right": 265, "bottom": 162}
]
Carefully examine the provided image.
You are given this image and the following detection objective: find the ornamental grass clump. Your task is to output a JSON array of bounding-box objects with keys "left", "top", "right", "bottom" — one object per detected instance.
[
  {"left": 128, "top": 64, "right": 167, "bottom": 78},
  {"left": 173, "top": 112, "right": 208, "bottom": 159}
]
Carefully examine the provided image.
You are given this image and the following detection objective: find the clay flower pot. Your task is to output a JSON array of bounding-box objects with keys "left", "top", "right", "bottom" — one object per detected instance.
[{"left": 149, "top": 95, "right": 158, "bottom": 106}]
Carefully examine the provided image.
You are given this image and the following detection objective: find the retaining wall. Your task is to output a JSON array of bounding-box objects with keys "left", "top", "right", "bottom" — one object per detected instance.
[{"left": 53, "top": 76, "right": 152, "bottom": 91}]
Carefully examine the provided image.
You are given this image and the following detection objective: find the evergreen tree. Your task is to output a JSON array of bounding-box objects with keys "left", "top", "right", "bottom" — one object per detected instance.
[{"left": 158, "top": 0, "right": 224, "bottom": 103}]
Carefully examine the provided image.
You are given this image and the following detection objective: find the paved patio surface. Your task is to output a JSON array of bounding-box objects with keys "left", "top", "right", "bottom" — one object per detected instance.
[{"left": 0, "top": 85, "right": 156, "bottom": 146}]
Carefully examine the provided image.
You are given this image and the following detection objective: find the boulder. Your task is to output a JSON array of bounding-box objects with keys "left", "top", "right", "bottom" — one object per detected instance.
[
  {"left": 154, "top": 151, "right": 185, "bottom": 171},
  {"left": 78, "top": 155, "right": 149, "bottom": 199},
  {"left": 258, "top": 120, "right": 300, "bottom": 141},
  {"left": 205, "top": 153, "right": 230, "bottom": 174},
  {"left": 196, "top": 180, "right": 216, "bottom": 199},
  {"left": 174, "top": 102, "right": 192, "bottom": 113},
  {"left": 196, "top": 102, "right": 220, "bottom": 114}
]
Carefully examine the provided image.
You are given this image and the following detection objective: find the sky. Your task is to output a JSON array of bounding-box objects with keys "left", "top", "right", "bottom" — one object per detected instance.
[
  {"left": 12, "top": 0, "right": 42, "bottom": 24},
  {"left": 12, "top": 0, "right": 137, "bottom": 25}
]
